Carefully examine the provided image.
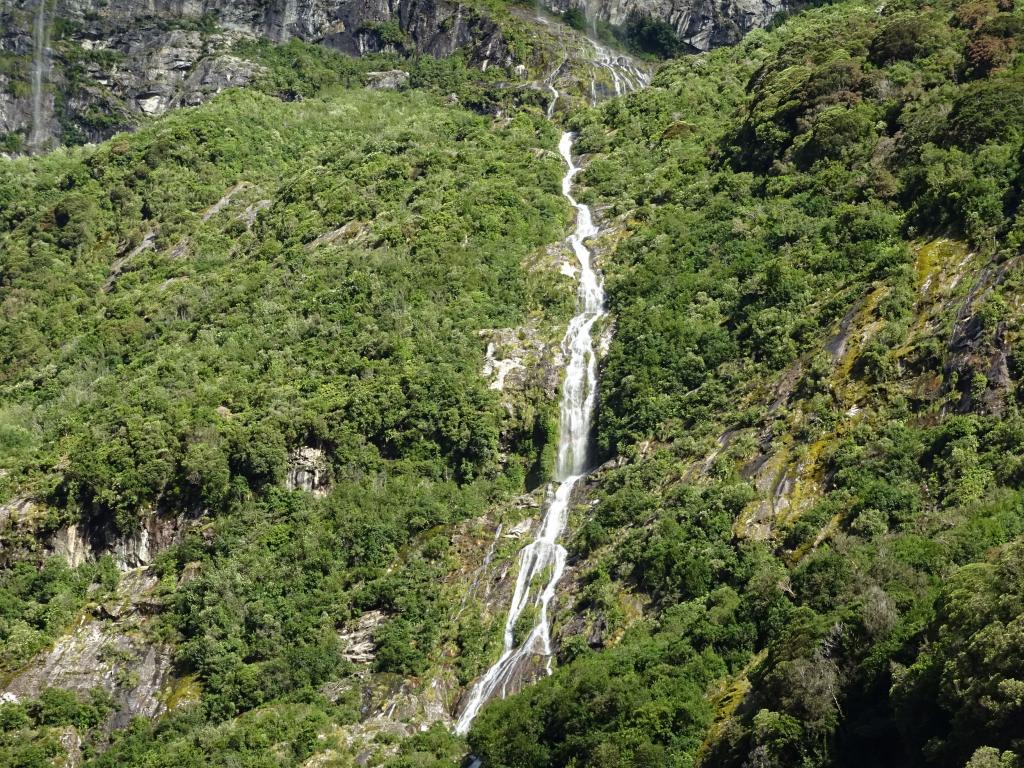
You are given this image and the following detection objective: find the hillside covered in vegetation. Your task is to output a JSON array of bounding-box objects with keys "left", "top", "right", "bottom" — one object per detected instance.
[
  {"left": 472, "top": 0, "right": 1024, "bottom": 765},
  {"left": 2, "top": 0, "right": 1024, "bottom": 766}
]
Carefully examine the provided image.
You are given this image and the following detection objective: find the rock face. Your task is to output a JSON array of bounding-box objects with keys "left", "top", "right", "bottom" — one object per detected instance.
[
  {"left": 541, "top": 0, "right": 790, "bottom": 51},
  {"left": 479, "top": 326, "right": 563, "bottom": 399},
  {"left": 48, "top": 510, "right": 195, "bottom": 570},
  {"left": 365, "top": 69, "right": 410, "bottom": 89},
  {"left": 1, "top": 504, "right": 199, "bottom": 727},
  {"left": 0, "top": 0, "right": 510, "bottom": 151},
  {"left": 4, "top": 570, "right": 175, "bottom": 729},
  {"left": 0, "top": 0, "right": 791, "bottom": 152},
  {"left": 285, "top": 446, "right": 331, "bottom": 496}
]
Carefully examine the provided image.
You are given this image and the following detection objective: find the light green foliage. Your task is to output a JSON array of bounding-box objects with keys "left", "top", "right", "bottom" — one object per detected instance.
[{"left": 0, "top": 73, "right": 567, "bottom": 765}]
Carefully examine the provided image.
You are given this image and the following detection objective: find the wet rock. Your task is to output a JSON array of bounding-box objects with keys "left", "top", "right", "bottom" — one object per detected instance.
[
  {"left": 307, "top": 220, "right": 368, "bottom": 249},
  {"left": 338, "top": 610, "right": 386, "bottom": 664},
  {"left": 0, "top": 494, "right": 30, "bottom": 526},
  {"left": 318, "top": 670, "right": 457, "bottom": 764},
  {"left": 505, "top": 518, "right": 534, "bottom": 538},
  {"left": 58, "top": 726, "right": 83, "bottom": 768},
  {"left": 825, "top": 303, "right": 859, "bottom": 364},
  {"left": 286, "top": 446, "right": 331, "bottom": 496},
  {"left": 3, "top": 570, "right": 173, "bottom": 730},
  {"left": 944, "top": 254, "right": 1022, "bottom": 415},
  {"left": 478, "top": 326, "right": 563, "bottom": 398},
  {"left": 0, "top": 497, "right": 47, "bottom": 565},
  {"left": 178, "top": 560, "right": 202, "bottom": 585},
  {"left": 202, "top": 182, "right": 253, "bottom": 221},
  {"left": 242, "top": 199, "right": 272, "bottom": 229},
  {"left": 511, "top": 493, "right": 541, "bottom": 509},
  {"left": 481, "top": 341, "right": 526, "bottom": 391}
]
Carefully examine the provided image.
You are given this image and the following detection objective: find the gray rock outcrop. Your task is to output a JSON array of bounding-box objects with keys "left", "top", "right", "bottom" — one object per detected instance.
[
  {"left": 48, "top": 510, "right": 195, "bottom": 570},
  {"left": 286, "top": 446, "right": 331, "bottom": 496},
  {"left": 4, "top": 570, "right": 175, "bottom": 729},
  {"left": 0, "top": 0, "right": 511, "bottom": 151},
  {"left": 541, "top": 0, "right": 790, "bottom": 52},
  {"left": 365, "top": 69, "right": 410, "bottom": 89}
]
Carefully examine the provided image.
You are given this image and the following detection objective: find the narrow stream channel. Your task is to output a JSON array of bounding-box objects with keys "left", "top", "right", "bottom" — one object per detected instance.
[{"left": 455, "top": 42, "right": 648, "bottom": 735}]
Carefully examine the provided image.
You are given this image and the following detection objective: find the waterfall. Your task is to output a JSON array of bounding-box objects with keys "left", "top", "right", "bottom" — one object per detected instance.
[
  {"left": 454, "top": 40, "right": 647, "bottom": 740},
  {"left": 590, "top": 40, "right": 650, "bottom": 100},
  {"left": 454, "top": 131, "right": 601, "bottom": 736},
  {"left": 28, "top": 0, "right": 49, "bottom": 153}
]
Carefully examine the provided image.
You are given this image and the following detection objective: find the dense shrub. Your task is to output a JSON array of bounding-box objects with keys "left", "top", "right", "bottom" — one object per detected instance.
[{"left": 948, "top": 76, "right": 1024, "bottom": 147}]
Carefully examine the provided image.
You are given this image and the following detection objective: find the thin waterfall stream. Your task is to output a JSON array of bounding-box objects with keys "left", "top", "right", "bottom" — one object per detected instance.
[
  {"left": 454, "top": 132, "right": 601, "bottom": 735},
  {"left": 28, "top": 0, "right": 49, "bottom": 153},
  {"left": 455, "top": 47, "right": 646, "bottom": 737}
]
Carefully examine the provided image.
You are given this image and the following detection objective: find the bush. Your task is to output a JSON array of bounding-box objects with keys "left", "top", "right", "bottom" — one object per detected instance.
[
  {"left": 869, "top": 16, "right": 949, "bottom": 64},
  {"left": 948, "top": 77, "right": 1024, "bottom": 147}
]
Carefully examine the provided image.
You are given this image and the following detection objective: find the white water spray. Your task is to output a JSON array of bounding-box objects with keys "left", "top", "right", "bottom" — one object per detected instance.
[
  {"left": 454, "top": 34, "right": 648, "bottom": 739},
  {"left": 28, "top": 0, "right": 49, "bottom": 153},
  {"left": 589, "top": 39, "right": 649, "bottom": 101},
  {"left": 454, "top": 131, "right": 601, "bottom": 736}
]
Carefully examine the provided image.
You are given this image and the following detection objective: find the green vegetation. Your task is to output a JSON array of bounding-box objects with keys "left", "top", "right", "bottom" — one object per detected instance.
[
  {"left": 0, "top": 556, "right": 119, "bottom": 673},
  {"left": 237, "top": 37, "right": 549, "bottom": 115},
  {"left": 468, "top": 0, "right": 1024, "bottom": 766},
  {"left": 1, "top": 86, "right": 565, "bottom": 516},
  {"left": 3, "top": 0, "right": 1024, "bottom": 764},
  {"left": 0, "top": 688, "right": 117, "bottom": 767},
  {"left": 0, "top": 74, "right": 567, "bottom": 765}
]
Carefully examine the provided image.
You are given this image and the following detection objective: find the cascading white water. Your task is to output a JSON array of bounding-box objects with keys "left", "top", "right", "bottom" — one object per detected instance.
[
  {"left": 454, "top": 41, "right": 647, "bottom": 740},
  {"left": 454, "top": 131, "right": 601, "bottom": 736},
  {"left": 28, "top": 0, "right": 49, "bottom": 153},
  {"left": 590, "top": 40, "right": 650, "bottom": 100},
  {"left": 546, "top": 83, "right": 559, "bottom": 119}
]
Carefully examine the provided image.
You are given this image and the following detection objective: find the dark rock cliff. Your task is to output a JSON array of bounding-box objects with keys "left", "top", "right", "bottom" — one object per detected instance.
[
  {"left": 544, "top": 0, "right": 790, "bottom": 51},
  {"left": 0, "top": 0, "right": 794, "bottom": 153},
  {"left": 0, "top": 0, "right": 510, "bottom": 151}
]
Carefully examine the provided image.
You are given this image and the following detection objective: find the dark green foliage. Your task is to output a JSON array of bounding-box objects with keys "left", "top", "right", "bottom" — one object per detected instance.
[
  {"left": 894, "top": 541, "right": 1024, "bottom": 763},
  {"left": 617, "top": 12, "right": 691, "bottom": 58},
  {"left": 948, "top": 76, "right": 1024, "bottom": 147},
  {"left": 0, "top": 86, "right": 564, "bottom": 526},
  {"left": 0, "top": 688, "right": 116, "bottom": 768},
  {"left": 562, "top": 8, "right": 586, "bottom": 31},
  {"left": 569, "top": 0, "right": 1024, "bottom": 455},
  {"left": 869, "top": 15, "right": 951, "bottom": 64}
]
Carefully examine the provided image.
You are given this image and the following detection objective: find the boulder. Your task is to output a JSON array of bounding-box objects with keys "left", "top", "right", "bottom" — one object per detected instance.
[{"left": 365, "top": 70, "right": 410, "bottom": 90}]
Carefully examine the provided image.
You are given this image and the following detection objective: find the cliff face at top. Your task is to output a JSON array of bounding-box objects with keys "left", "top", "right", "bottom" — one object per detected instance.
[
  {"left": 0, "top": 0, "right": 789, "bottom": 153},
  {"left": 0, "top": 0, "right": 510, "bottom": 152},
  {"left": 547, "top": 0, "right": 790, "bottom": 51}
]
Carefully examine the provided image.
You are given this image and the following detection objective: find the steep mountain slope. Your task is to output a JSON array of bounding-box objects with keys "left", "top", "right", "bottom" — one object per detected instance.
[
  {"left": 0, "top": 67, "right": 576, "bottom": 764},
  {"left": 547, "top": 0, "right": 793, "bottom": 51},
  {"left": 0, "top": 0, "right": 519, "bottom": 152},
  {"left": 467, "top": 0, "right": 1024, "bottom": 766},
  {"left": 2, "top": 0, "right": 1024, "bottom": 766},
  {"left": 0, "top": 0, "right": 786, "bottom": 153}
]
